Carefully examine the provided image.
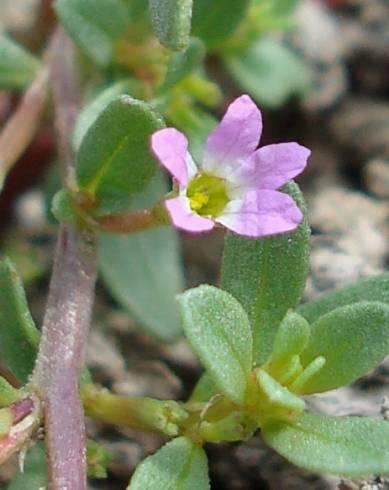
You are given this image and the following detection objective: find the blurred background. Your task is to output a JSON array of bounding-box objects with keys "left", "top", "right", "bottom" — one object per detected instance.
[{"left": 0, "top": 1, "right": 388, "bottom": 488}]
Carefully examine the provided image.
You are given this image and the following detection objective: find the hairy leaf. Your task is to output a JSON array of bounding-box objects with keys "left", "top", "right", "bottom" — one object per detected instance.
[
  {"left": 76, "top": 95, "right": 164, "bottom": 215},
  {"left": 0, "top": 258, "right": 39, "bottom": 383},
  {"left": 262, "top": 411, "right": 389, "bottom": 476},
  {"left": 149, "top": 0, "right": 193, "bottom": 50},
  {"left": 99, "top": 174, "right": 184, "bottom": 341},
  {"left": 221, "top": 181, "right": 310, "bottom": 365},
  {"left": 299, "top": 273, "right": 389, "bottom": 323},
  {"left": 300, "top": 301, "right": 389, "bottom": 394},
  {"left": 178, "top": 285, "right": 252, "bottom": 404},
  {"left": 128, "top": 437, "right": 209, "bottom": 489}
]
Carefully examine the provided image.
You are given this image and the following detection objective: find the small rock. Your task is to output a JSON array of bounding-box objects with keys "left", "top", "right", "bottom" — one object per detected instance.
[{"left": 365, "top": 159, "right": 389, "bottom": 198}]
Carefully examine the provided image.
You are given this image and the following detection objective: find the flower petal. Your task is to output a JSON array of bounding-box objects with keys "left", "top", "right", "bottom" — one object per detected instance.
[
  {"left": 165, "top": 196, "right": 215, "bottom": 233},
  {"left": 151, "top": 128, "right": 197, "bottom": 186},
  {"left": 203, "top": 95, "right": 262, "bottom": 175},
  {"left": 215, "top": 189, "right": 302, "bottom": 237},
  {"left": 246, "top": 143, "right": 311, "bottom": 190}
]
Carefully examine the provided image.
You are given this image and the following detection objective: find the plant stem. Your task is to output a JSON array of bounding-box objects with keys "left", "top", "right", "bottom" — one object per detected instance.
[
  {"left": 0, "top": 67, "right": 49, "bottom": 190},
  {"left": 32, "top": 226, "right": 96, "bottom": 490},
  {"left": 97, "top": 208, "right": 165, "bottom": 233},
  {"left": 31, "top": 27, "right": 96, "bottom": 490}
]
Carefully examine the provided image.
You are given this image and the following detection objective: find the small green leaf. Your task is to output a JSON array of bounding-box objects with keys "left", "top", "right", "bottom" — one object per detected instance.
[
  {"left": 271, "top": 312, "right": 310, "bottom": 365},
  {"left": 128, "top": 436, "right": 209, "bottom": 490},
  {"left": 0, "top": 34, "right": 39, "bottom": 89},
  {"left": 262, "top": 411, "right": 389, "bottom": 476},
  {"left": 178, "top": 285, "right": 252, "bottom": 404},
  {"left": 189, "top": 373, "right": 218, "bottom": 403},
  {"left": 7, "top": 442, "right": 46, "bottom": 489},
  {"left": 299, "top": 273, "right": 389, "bottom": 323},
  {"left": 269, "top": 0, "right": 299, "bottom": 17},
  {"left": 256, "top": 369, "right": 305, "bottom": 422},
  {"left": 221, "top": 181, "right": 310, "bottom": 366},
  {"left": 0, "top": 377, "right": 23, "bottom": 407},
  {"left": 76, "top": 95, "right": 165, "bottom": 215},
  {"left": 0, "top": 258, "right": 39, "bottom": 383},
  {"left": 162, "top": 37, "right": 205, "bottom": 89},
  {"left": 51, "top": 189, "right": 78, "bottom": 224},
  {"left": 54, "top": 0, "right": 129, "bottom": 66},
  {"left": 149, "top": 0, "right": 193, "bottom": 51},
  {"left": 73, "top": 79, "right": 143, "bottom": 151},
  {"left": 224, "top": 38, "right": 311, "bottom": 108},
  {"left": 300, "top": 301, "right": 389, "bottom": 394},
  {"left": 86, "top": 439, "right": 112, "bottom": 479},
  {"left": 99, "top": 173, "right": 184, "bottom": 342},
  {"left": 192, "top": 0, "right": 250, "bottom": 48},
  {"left": 167, "top": 103, "right": 217, "bottom": 161}
]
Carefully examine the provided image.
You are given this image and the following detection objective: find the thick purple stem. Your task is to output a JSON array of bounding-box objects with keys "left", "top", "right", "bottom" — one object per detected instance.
[
  {"left": 32, "top": 226, "right": 96, "bottom": 490},
  {"left": 30, "top": 27, "right": 96, "bottom": 490}
]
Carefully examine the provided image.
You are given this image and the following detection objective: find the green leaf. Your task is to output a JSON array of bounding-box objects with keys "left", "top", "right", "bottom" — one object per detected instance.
[
  {"left": 262, "top": 411, "right": 389, "bottom": 476},
  {"left": 0, "top": 377, "right": 23, "bottom": 407},
  {"left": 76, "top": 95, "right": 165, "bottom": 215},
  {"left": 54, "top": 0, "right": 129, "bottom": 66},
  {"left": 99, "top": 173, "right": 184, "bottom": 342},
  {"left": 256, "top": 369, "right": 305, "bottom": 422},
  {"left": 221, "top": 181, "right": 310, "bottom": 366},
  {"left": 189, "top": 372, "right": 218, "bottom": 403},
  {"left": 0, "top": 258, "right": 39, "bottom": 383},
  {"left": 0, "top": 34, "right": 40, "bottom": 89},
  {"left": 298, "top": 273, "right": 389, "bottom": 324},
  {"left": 73, "top": 79, "right": 143, "bottom": 151},
  {"left": 162, "top": 37, "right": 205, "bottom": 89},
  {"left": 267, "top": 0, "right": 299, "bottom": 16},
  {"left": 299, "top": 301, "right": 389, "bottom": 394},
  {"left": 178, "top": 285, "right": 252, "bottom": 404},
  {"left": 7, "top": 442, "right": 46, "bottom": 489},
  {"left": 149, "top": 0, "right": 193, "bottom": 51},
  {"left": 168, "top": 103, "right": 217, "bottom": 161},
  {"left": 128, "top": 436, "right": 209, "bottom": 489},
  {"left": 86, "top": 439, "right": 112, "bottom": 479},
  {"left": 224, "top": 38, "right": 311, "bottom": 108},
  {"left": 192, "top": 0, "right": 250, "bottom": 48},
  {"left": 270, "top": 312, "right": 310, "bottom": 364}
]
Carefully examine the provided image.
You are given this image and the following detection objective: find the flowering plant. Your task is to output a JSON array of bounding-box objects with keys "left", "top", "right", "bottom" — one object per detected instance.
[{"left": 0, "top": 1, "right": 388, "bottom": 489}]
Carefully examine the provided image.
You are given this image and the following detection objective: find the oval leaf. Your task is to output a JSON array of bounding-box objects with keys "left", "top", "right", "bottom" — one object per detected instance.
[
  {"left": 73, "top": 79, "right": 143, "bottom": 151},
  {"left": 224, "top": 38, "right": 311, "bottom": 108},
  {"left": 76, "top": 95, "right": 165, "bottom": 215},
  {"left": 298, "top": 273, "right": 389, "bottom": 324},
  {"left": 0, "top": 34, "right": 40, "bottom": 90},
  {"left": 149, "top": 0, "right": 193, "bottom": 51},
  {"left": 270, "top": 311, "right": 310, "bottom": 364},
  {"left": 99, "top": 173, "right": 184, "bottom": 341},
  {"left": 221, "top": 181, "right": 311, "bottom": 366},
  {"left": 178, "top": 285, "right": 252, "bottom": 404},
  {"left": 300, "top": 301, "right": 389, "bottom": 394},
  {"left": 0, "top": 258, "right": 39, "bottom": 383},
  {"left": 262, "top": 411, "right": 389, "bottom": 476},
  {"left": 192, "top": 0, "right": 249, "bottom": 48},
  {"left": 162, "top": 37, "right": 205, "bottom": 89},
  {"left": 7, "top": 442, "right": 46, "bottom": 490},
  {"left": 128, "top": 437, "right": 209, "bottom": 490},
  {"left": 55, "top": 0, "right": 129, "bottom": 66}
]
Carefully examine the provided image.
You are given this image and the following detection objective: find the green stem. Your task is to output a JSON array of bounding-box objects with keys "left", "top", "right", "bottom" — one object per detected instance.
[{"left": 82, "top": 386, "right": 188, "bottom": 437}]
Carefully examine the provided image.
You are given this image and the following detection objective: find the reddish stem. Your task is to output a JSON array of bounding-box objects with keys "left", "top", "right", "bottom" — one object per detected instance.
[
  {"left": 30, "top": 27, "right": 96, "bottom": 490},
  {"left": 32, "top": 226, "right": 96, "bottom": 490}
]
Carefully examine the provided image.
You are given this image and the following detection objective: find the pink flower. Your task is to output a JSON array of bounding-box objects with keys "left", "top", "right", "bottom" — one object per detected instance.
[{"left": 151, "top": 95, "right": 310, "bottom": 237}]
